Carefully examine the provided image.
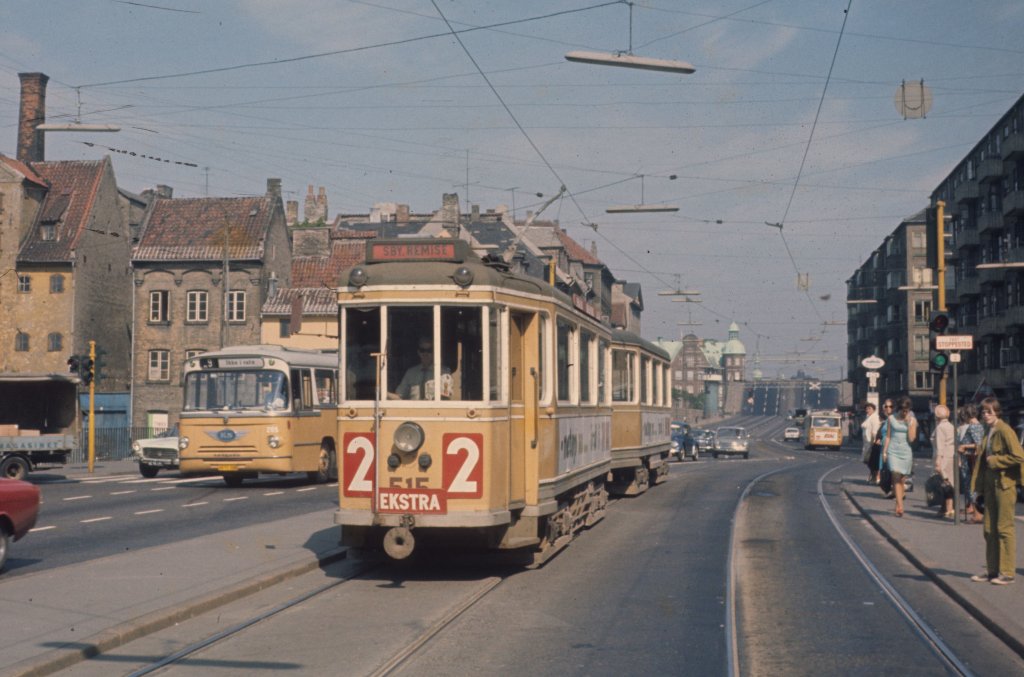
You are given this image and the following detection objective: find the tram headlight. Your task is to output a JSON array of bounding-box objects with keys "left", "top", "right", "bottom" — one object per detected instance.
[
  {"left": 394, "top": 421, "right": 424, "bottom": 455},
  {"left": 349, "top": 266, "right": 368, "bottom": 288},
  {"left": 178, "top": 436, "right": 190, "bottom": 450},
  {"left": 452, "top": 265, "right": 474, "bottom": 288},
  {"left": 267, "top": 434, "right": 281, "bottom": 449}
]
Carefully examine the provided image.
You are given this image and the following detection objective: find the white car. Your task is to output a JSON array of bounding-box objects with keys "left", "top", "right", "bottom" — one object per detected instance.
[
  {"left": 783, "top": 427, "right": 801, "bottom": 441},
  {"left": 131, "top": 425, "right": 180, "bottom": 478}
]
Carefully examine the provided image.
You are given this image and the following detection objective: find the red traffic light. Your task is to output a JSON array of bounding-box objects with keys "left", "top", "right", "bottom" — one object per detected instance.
[{"left": 929, "top": 311, "right": 951, "bottom": 333}]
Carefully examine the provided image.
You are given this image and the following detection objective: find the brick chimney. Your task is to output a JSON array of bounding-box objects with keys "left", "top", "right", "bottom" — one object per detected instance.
[
  {"left": 17, "top": 72, "right": 49, "bottom": 163},
  {"left": 286, "top": 200, "right": 299, "bottom": 226},
  {"left": 266, "top": 178, "right": 282, "bottom": 200},
  {"left": 396, "top": 204, "right": 410, "bottom": 224}
]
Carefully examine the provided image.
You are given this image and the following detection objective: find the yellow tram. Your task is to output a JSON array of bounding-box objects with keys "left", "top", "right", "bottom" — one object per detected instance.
[{"left": 334, "top": 239, "right": 671, "bottom": 563}]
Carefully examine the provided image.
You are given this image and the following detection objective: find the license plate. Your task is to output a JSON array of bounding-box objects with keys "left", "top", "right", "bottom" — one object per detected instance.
[{"left": 215, "top": 464, "right": 238, "bottom": 472}]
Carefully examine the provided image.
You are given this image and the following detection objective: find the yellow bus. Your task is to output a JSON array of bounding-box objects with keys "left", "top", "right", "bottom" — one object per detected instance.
[
  {"left": 178, "top": 345, "right": 339, "bottom": 486},
  {"left": 804, "top": 409, "right": 843, "bottom": 450}
]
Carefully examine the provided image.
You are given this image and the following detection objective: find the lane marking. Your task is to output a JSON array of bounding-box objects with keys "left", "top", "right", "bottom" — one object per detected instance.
[
  {"left": 161, "top": 476, "right": 222, "bottom": 485},
  {"left": 81, "top": 516, "right": 113, "bottom": 523},
  {"left": 223, "top": 497, "right": 248, "bottom": 502},
  {"left": 110, "top": 490, "right": 137, "bottom": 496},
  {"left": 263, "top": 491, "right": 284, "bottom": 496},
  {"left": 182, "top": 502, "right": 208, "bottom": 508},
  {"left": 79, "top": 474, "right": 140, "bottom": 483},
  {"left": 296, "top": 487, "right": 317, "bottom": 493},
  {"left": 135, "top": 509, "right": 165, "bottom": 515},
  {"left": 30, "top": 525, "right": 57, "bottom": 532},
  {"left": 63, "top": 495, "right": 92, "bottom": 501},
  {"left": 151, "top": 487, "right": 176, "bottom": 492}
]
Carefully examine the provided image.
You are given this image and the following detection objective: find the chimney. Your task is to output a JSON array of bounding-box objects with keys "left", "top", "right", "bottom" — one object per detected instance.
[
  {"left": 156, "top": 184, "right": 173, "bottom": 198},
  {"left": 470, "top": 204, "right": 480, "bottom": 221},
  {"left": 266, "top": 178, "right": 282, "bottom": 200},
  {"left": 17, "top": 72, "right": 49, "bottom": 163},
  {"left": 317, "top": 186, "right": 328, "bottom": 222},
  {"left": 286, "top": 200, "right": 299, "bottom": 226},
  {"left": 396, "top": 204, "right": 410, "bottom": 224},
  {"left": 303, "top": 185, "right": 316, "bottom": 222}
]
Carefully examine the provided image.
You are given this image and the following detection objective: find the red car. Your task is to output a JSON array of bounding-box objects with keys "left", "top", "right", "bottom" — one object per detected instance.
[{"left": 0, "top": 478, "right": 40, "bottom": 572}]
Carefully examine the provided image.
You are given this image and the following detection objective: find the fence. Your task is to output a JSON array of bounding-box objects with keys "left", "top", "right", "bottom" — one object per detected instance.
[{"left": 71, "top": 426, "right": 153, "bottom": 464}]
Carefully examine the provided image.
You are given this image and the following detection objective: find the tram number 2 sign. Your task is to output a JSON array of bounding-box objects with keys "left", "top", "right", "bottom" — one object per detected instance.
[{"left": 342, "top": 432, "right": 484, "bottom": 501}]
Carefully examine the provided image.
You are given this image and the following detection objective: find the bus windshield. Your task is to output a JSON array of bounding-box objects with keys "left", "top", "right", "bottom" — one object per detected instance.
[
  {"left": 810, "top": 415, "right": 839, "bottom": 428},
  {"left": 183, "top": 370, "right": 289, "bottom": 412}
]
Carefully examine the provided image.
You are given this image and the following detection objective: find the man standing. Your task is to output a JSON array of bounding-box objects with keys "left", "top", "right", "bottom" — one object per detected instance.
[{"left": 393, "top": 338, "right": 451, "bottom": 400}]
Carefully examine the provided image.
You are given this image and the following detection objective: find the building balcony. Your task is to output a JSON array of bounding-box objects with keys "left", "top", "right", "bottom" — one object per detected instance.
[
  {"left": 1006, "top": 304, "right": 1024, "bottom": 327},
  {"left": 955, "top": 275, "right": 980, "bottom": 298},
  {"left": 954, "top": 227, "right": 980, "bottom": 249},
  {"left": 978, "top": 156, "right": 1004, "bottom": 183},
  {"left": 978, "top": 312, "right": 1006, "bottom": 337},
  {"left": 979, "top": 265, "right": 1008, "bottom": 285},
  {"left": 954, "top": 180, "right": 979, "bottom": 203},
  {"left": 1003, "top": 190, "right": 1024, "bottom": 216},
  {"left": 1004, "top": 130, "right": 1024, "bottom": 160},
  {"left": 977, "top": 210, "right": 1004, "bottom": 235}
]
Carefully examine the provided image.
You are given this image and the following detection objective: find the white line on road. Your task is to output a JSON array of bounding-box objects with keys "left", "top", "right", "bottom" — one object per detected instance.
[
  {"left": 223, "top": 497, "right": 248, "bottom": 502},
  {"left": 110, "top": 490, "right": 137, "bottom": 496},
  {"left": 263, "top": 491, "right": 284, "bottom": 496},
  {"left": 79, "top": 474, "right": 140, "bottom": 483},
  {"left": 296, "top": 487, "right": 317, "bottom": 492},
  {"left": 30, "top": 525, "right": 57, "bottom": 532},
  {"left": 134, "top": 509, "right": 165, "bottom": 515},
  {"left": 182, "top": 502, "right": 209, "bottom": 508},
  {"left": 63, "top": 495, "right": 92, "bottom": 501},
  {"left": 163, "top": 476, "right": 221, "bottom": 484},
  {"left": 151, "top": 487, "right": 176, "bottom": 491},
  {"left": 81, "top": 516, "right": 113, "bottom": 523}
]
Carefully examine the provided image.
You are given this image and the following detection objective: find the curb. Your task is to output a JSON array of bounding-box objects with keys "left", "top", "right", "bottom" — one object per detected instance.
[
  {"left": 842, "top": 482, "right": 1024, "bottom": 660},
  {"left": 3, "top": 547, "right": 348, "bottom": 677}
]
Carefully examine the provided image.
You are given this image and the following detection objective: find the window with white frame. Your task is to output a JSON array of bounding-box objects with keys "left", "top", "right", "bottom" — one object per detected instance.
[
  {"left": 227, "top": 290, "right": 246, "bottom": 322},
  {"left": 186, "top": 290, "right": 208, "bottom": 322},
  {"left": 149, "top": 290, "right": 169, "bottom": 322},
  {"left": 17, "top": 274, "right": 30, "bottom": 293},
  {"left": 148, "top": 350, "right": 170, "bottom": 380}
]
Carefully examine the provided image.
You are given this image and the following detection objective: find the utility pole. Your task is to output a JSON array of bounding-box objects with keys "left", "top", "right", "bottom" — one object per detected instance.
[{"left": 936, "top": 200, "right": 947, "bottom": 406}]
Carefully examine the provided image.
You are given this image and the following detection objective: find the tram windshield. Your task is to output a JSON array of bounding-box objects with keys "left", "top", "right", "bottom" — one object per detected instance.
[
  {"left": 183, "top": 370, "right": 289, "bottom": 412},
  {"left": 343, "top": 304, "right": 498, "bottom": 402}
]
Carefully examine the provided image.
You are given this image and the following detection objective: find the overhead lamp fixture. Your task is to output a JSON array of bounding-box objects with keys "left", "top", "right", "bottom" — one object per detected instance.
[
  {"left": 565, "top": 50, "right": 695, "bottom": 75},
  {"left": 977, "top": 262, "right": 1024, "bottom": 269},
  {"left": 37, "top": 123, "right": 121, "bottom": 132},
  {"left": 606, "top": 174, "right": 678, "bottom": 213},
  {"left": 658, "top": 290, "right": 700, "bottom": 296},
  {"left": 846, "top": 299, "right": 878, "bottom": 305}
]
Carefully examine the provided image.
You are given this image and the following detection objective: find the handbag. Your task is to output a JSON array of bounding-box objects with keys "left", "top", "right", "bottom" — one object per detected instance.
[
  {"left": 924, "top": 473, "right": 945, "bottom": 507},
  {"left": 878, "top": 466, "right": 893, "bottom": 495}
]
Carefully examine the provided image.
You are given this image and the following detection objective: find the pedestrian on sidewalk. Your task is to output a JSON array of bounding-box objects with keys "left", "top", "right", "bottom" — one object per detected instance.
[
  {"left": 860, "top": 402, "right": 882, "bottom": 483},
  {"left": 931, "top": 404, "right": 955, "bottom": 519},
  {"left": 970, "top": 397, "right": 1024, "bottom": 585},
  {"left": 882, "top": 395, "right": 916, "bottom": 517},
  {"left": 956, "top": 404, "right": 984, "bottom": 523}
]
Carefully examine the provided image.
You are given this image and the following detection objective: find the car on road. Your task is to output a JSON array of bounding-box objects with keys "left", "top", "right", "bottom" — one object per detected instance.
[
  {"left": 713, "top": 426, "right": 750, "bottom": 459},
  {"left": 131, "top": 425, "right": 180, "bottom": 478},
  {"left": 670, "top": 421, "right": 699, "bottom": 461},
  {"left": 692, "top": 429, "right": 714, "bottom": 453},
  {"left": 0, "top": 478, "right": 40, "bottom": 572},
  {"left": 783, "top": 427, "right": 801, "bottom": 441}
]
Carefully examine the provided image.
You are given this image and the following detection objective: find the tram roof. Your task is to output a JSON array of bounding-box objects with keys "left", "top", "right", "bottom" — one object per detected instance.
[{"left": 610, "top": 328, "right": 670, "bottom": 360}]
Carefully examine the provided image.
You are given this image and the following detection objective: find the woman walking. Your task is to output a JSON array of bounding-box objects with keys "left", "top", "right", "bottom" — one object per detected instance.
[
  {"left": 882, "top": 396, "right": 917, "bottom": 516},
  {"left": 931, "top": 405, "right": 955, "bottom": 519},
  {"left": 860, "top": 402, "right": 881, "bottom": 483},
  {"left": 970, "top": 397, "right": 1024, "bottom": 585}
]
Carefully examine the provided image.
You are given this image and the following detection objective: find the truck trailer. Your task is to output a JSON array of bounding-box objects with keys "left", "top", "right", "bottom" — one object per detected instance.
[{"left": 0, "top": 374, "right": 80, "bottom": 480}]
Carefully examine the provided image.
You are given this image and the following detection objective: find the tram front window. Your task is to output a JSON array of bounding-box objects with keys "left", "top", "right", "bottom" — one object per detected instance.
[{"left": 183, "top": 371, "right": 289, "bottom": 411}]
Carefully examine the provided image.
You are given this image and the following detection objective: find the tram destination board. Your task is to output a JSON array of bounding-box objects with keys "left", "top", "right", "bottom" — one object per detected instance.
[
  {"left": 366, "top": 239, "right": 468, "bottom": 263},
  {"left": 935, "top": 335, "right": 973, "bottom": 351}
]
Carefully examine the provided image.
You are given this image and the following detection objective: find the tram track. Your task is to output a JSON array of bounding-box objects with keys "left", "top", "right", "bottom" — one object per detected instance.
[{"left": 724, "top": 445, "right": 974, "bottom": 677}]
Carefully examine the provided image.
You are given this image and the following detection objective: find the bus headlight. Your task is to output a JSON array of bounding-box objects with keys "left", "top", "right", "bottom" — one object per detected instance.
[
  {"left": 268, "top": 435, "right": 281, "bottom": 449},
  {"left": 394, "top": 421, "right": 424, "bottom": 455},
  {"left": 178, "top": 436, "right": 190, "bottom": 450}
]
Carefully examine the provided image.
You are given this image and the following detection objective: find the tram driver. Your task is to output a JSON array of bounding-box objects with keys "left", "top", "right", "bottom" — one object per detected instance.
[{"left": 390, "top": 338, "right": 452, "bottom": 400}]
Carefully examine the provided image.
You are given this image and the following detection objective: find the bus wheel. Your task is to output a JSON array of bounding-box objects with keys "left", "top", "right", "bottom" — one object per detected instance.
[
  {"left": 222, "top": 473, "right": 244, "bottom": 487},
  {"left": 0, "top": 455, "right": 30, "bottom": 481},
  {"left": 308, "top": 446, "right": 334, "bottom": 484}
]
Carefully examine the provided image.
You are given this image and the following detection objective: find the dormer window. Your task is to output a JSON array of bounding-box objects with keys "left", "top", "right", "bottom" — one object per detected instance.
[{"left": 40, "top": 223, "right": 56, "bottom": 241}]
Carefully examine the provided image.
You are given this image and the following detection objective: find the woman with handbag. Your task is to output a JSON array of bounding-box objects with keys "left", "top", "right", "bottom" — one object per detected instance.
[
  {"left": 970, "top": 397, "right": 1024, "bottom": 585},
  {"left": 860, "top": 402, "right": 881, "bottom": 483},
  {"left": 882, "top": 396, "right": 916, "bottom": 517},
  {"left": 931, "top": 404, "right": 955, "bottom": 519},
  {"left": 957, "top": 404, "right": 984, "bottom": 523}
]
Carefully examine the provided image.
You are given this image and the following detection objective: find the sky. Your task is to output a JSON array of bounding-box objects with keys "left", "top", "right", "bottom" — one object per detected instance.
[{"left": 3, "top": 0, "right": 1024, "bottom": 380}]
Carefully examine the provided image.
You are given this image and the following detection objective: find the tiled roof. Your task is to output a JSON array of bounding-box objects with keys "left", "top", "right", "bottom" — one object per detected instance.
[
  {"left": 263, "top": 287, "right": 336, "bottom": 315},
  {"left": 555, "top": 228, "right": 601, "bottom": 265},
  {"left": 18, "top": 159, "right": 106, "bottom": 263},
  {"left": 0, "top": 154, "right": 48, "bottom": 188},
  {"left": 134, "top": 196, "right": 275, "bottom": 261},
  {"left": 292, "top": 240, "right": 367, "bottom": 287}
]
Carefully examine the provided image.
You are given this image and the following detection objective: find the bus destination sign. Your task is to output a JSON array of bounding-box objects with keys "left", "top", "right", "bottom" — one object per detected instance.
[
  {"left": 366, "top": 239, "right": 467, "bottom": 263},
  {"left": 200, "top": 357, "right": 265, "bottom": 369}
]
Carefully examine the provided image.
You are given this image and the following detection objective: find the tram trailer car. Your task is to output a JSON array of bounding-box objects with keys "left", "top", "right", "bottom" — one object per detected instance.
[{"left": 334, "top": 239, "right": 671, "bottom": 564}]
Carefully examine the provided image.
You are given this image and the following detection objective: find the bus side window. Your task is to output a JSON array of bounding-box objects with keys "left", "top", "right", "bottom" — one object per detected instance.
[
  {"left": 315, "top": 368, "right": 337, "bottom": 406},
  {"left": 292, "top": 368, "right": 315, "bottom": 410}
]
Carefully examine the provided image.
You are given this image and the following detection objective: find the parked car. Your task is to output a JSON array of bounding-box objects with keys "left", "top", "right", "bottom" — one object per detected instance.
[
  {"left": 131, "top": 425, "right": 180, "bottom": 478},
  {"left": 0, "top": 478, "right": 40, "bottom": 572},
  {"left": 713, "top": 426, "right": 750, "bottom": 459},
  {"left": 783, "top": 427, "right": 801, "bottom": 441},
  {"left": 692, "top": 429, "right": 714, "bottom": 452}
]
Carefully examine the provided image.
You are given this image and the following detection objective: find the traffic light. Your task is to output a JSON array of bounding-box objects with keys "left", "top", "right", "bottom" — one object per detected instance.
[
  {"left": 928, "top": 310, "right": 953, "bottom": 375},
  {"left": 81, "top": 358, "right": 95, "bottom": 386},
  {"left": 67, "top": 355, "right": 81, "bottom": 375}
]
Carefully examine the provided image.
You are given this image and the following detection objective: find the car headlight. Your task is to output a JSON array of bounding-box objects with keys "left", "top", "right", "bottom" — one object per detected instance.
[
  {"left": 267, "top": 435, "right": 281, "bottom": 449},
  {"left": 178, "top": 436, "right": 190, "bottom": 450},
  {"left": 394, "top": 421, "right": 424, "bottom": 455},
  {"left": 671, "top": 440, "right": 680, "bottom": 449},
  {"left": 132, "top": 441, "right": 141, "bottom": 453}
]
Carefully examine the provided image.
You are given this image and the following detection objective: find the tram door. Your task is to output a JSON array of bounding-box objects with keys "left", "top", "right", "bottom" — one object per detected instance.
[{"left": 508, "top": 311, "right": 534, "bottom": 507}]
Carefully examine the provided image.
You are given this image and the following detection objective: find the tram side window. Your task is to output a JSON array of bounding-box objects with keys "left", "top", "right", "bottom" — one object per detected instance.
[
  {"left": 345, "top": 307, "right": 380, "bottom": 400},
  {"left": 652, "top": 359, "right": 662, "bottom": 406},
  {"left": 598, "top": 339, "right": 609, "bottom": 404},
  {"left": 612, "top": 349, "right": 634, "bottom": 402},
  {"left": 641, "top": 356, "right": 650, "bottom": 405},
  {"left": 537, "top": 315, "right": 548, "bottom": 403},
  {"left": 556, "top": 319, "right": 573, "bottom": 402},
  {"left": 580, "top": 330, "right": 593, "bottom": 404},
  {"left": 487, "top": 308, "right": 501, "bottom": 401},
  {"left": 314, "top": 369, "right": 337, "bottom": 406}
]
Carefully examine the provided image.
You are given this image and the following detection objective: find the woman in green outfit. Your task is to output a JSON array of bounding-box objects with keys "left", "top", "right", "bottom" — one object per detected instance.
[{"left": 970, "top": 397, "right": 1024, "bottom": 585}]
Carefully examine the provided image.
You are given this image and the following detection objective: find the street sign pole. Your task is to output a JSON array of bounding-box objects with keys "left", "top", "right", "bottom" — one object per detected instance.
[{"left": 951, "top": 354, "right": 960, "bottom": 526}]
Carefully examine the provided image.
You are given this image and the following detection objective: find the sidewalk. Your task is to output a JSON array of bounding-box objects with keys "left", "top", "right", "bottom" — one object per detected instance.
[
  {"left": 842, "top": 464, "right": 1024, "bottom": 657},
  {"left": 0, "top": 508, "right": 345, "bottom": 676}
]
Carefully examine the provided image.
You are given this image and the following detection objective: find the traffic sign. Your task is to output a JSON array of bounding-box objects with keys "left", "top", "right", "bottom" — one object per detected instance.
[
  {"left": 935, "top": 335, "right": 973, "bottom": 351},
  {"left": 861, "top": 355, "right": 885, "bottom": 369}
]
